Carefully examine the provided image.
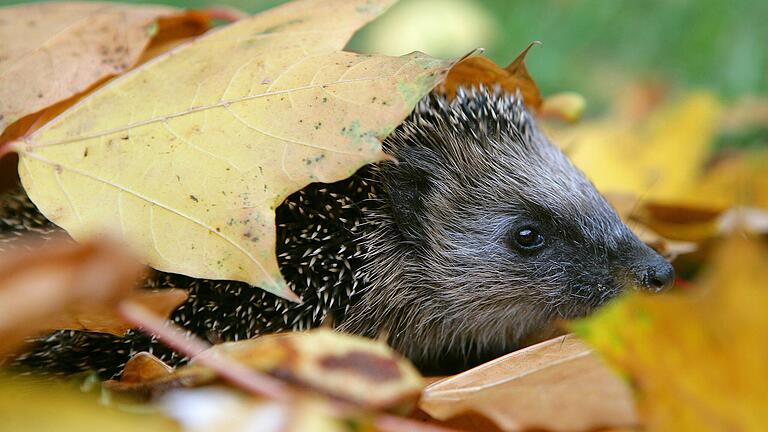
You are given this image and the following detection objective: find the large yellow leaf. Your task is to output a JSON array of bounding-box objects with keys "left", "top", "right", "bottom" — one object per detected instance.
[
  {"left": 0, "top": 2, "right": 209, "bottom": 133},
  {"left": 12, "top": 0, "right": 455, "bottom": 300},
  {"left": 574, "top": 233, "right": 768, "bottom": 430}
]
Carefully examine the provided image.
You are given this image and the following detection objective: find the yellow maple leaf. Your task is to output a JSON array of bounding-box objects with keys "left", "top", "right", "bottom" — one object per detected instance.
[
  {"left": 11, "top": 0, "right": 457, "bottom": 300},
  {"left": 574, "top": 232, "right": 768, "bottom": 431}
]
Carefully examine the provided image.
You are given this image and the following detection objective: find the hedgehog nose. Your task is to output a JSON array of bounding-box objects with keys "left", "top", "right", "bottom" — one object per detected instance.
[{"left": 637, "top": 258, "right": 675, "bottom": 293}]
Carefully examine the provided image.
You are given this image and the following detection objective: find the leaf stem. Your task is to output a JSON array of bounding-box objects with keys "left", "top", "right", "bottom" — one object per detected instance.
[{"left": 0, "top": 141, "right": 17, "bottom": 160}]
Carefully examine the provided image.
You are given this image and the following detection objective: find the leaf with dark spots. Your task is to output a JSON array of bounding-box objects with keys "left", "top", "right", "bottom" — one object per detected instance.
[
  {"left": 108, "top": 329, "right": 423, "bottom": 412},
  {"left": 319, "top": 351, "right": 402, "bottom": 382}
]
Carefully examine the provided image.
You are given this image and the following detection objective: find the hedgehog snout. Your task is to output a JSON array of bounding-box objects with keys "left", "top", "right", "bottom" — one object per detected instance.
[
  {"left": 635, "top": 254, "right": 675, "bottom": 292},
  {"left": 630, "top": 251, "right": 675, "bottom": 293}
]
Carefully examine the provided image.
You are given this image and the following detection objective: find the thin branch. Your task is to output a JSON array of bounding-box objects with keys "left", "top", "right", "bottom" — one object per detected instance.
[{"left": 118, "top": 300, "right": 290, "bottom": 401}]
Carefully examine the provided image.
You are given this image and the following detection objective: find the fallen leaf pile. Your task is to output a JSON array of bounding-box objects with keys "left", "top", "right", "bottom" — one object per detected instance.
[
  {"left": 0, "top": 0, "right": 520, "bottom": 429},
  {"left": 547, "top": 88, "right": 768, "bottom": 248}
]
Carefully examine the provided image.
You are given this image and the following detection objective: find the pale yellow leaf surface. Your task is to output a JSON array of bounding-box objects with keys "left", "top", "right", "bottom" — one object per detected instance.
[
  {"left": 0, "top": 2, "right": 203, "bottom": 132},
  {"left": 13, "top": 0, "right": 456, "bottom": 300}
]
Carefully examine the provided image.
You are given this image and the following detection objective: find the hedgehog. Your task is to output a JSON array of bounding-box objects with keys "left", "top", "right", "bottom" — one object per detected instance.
[{"left": 1, "top": 87, "right": 674, "bottom": 377}]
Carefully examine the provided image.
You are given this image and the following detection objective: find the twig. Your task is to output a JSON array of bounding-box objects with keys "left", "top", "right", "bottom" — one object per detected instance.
[{"left": 118, "top": 300, "right": 289, "bottom": 401}]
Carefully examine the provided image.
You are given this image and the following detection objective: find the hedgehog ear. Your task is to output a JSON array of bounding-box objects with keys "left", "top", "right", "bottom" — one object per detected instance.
[{"left": 381, "top": 146, "right": 436, "bottom": 242}]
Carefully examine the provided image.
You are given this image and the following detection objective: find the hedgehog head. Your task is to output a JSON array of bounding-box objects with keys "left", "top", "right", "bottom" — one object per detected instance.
[{"left": 347, "top": 86, "right": 673, "bottom": 372}]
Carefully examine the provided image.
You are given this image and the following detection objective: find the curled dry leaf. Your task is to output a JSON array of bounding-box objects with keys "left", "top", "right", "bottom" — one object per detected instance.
[
  {"left": 419, "top": 335, "right": 637, "bottom": 432},
  {"left": 0, "top": 2, "right": 210, "bottom": 134},
  {"left": 438, "top": 42, "right": 542, "bottom": 110},
  {"left": 574, "top": 233, "right": 768, "bottom": 431},
  {"left": 0, "top": 237, "right": 144, "bottom": 358},
  {"left": 120, "top": 351, "right": 175, "bottom": 384},
  {"left": 12, "top": 0, "right": 458, "bottom": 300},
  {"left": 107, "top": 329, "right": 423, "bottom": 412}
]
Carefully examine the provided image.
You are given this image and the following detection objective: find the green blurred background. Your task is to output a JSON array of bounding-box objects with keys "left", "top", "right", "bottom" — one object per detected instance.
[{"left": 3, "top": 0, "right": 767, "bottom": 112}]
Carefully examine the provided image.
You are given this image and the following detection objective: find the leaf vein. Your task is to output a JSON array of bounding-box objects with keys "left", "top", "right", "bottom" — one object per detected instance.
[
  {"left": 28, "top": 74, "right": 408, "bottom": 148},
  {"left": 18, "top": 150, "right": 277, "bottom": 288}
]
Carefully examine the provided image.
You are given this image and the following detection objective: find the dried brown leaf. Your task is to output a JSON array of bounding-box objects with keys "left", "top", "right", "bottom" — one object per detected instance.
[
  {"left": 0, "top": 237, "right": 144, "bottom": 357},
  {"left": 47, "top": 288, "right": 188, "bottom": 335},
  {"left": 121, "top": 351, "right": 175, "bottom": 384},
  {"left": 0, "top": 2, "right": 210, "bottom": 133},
  {"left": 419, "top": 335, "right": 638, "bottom": 432}
]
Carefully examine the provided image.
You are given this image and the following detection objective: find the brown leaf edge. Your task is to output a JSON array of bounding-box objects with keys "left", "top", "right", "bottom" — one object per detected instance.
[{"left": 438, "top": 41, "right": 542, "bottom": 110}]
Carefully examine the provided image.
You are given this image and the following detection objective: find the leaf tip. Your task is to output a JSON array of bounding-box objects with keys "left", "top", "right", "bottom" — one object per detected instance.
[
  {"left": 260, "top": 275, "right": 302, "bottom": 304},
  {"left": 279, "top": 287, "right": 303, "bottom": 304}
]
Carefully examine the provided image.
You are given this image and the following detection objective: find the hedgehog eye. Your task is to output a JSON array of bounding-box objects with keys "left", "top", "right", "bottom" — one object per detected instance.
[{"left": 511, "top": 225, "right": 545, "bottom": 252}]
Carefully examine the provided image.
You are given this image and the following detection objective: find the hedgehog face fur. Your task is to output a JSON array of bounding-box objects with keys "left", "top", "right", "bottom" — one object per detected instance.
[{"left": 341, "top": 87, "right": 673, "bottom": 372}]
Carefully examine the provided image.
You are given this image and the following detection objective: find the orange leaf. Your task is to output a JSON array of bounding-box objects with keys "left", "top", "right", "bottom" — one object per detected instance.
[
  {"left": 120, "top": 352, "right": 174, "bottom": 384},
  {"left": 439, "top": 42, "right": 542, "bottom": 110}
]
